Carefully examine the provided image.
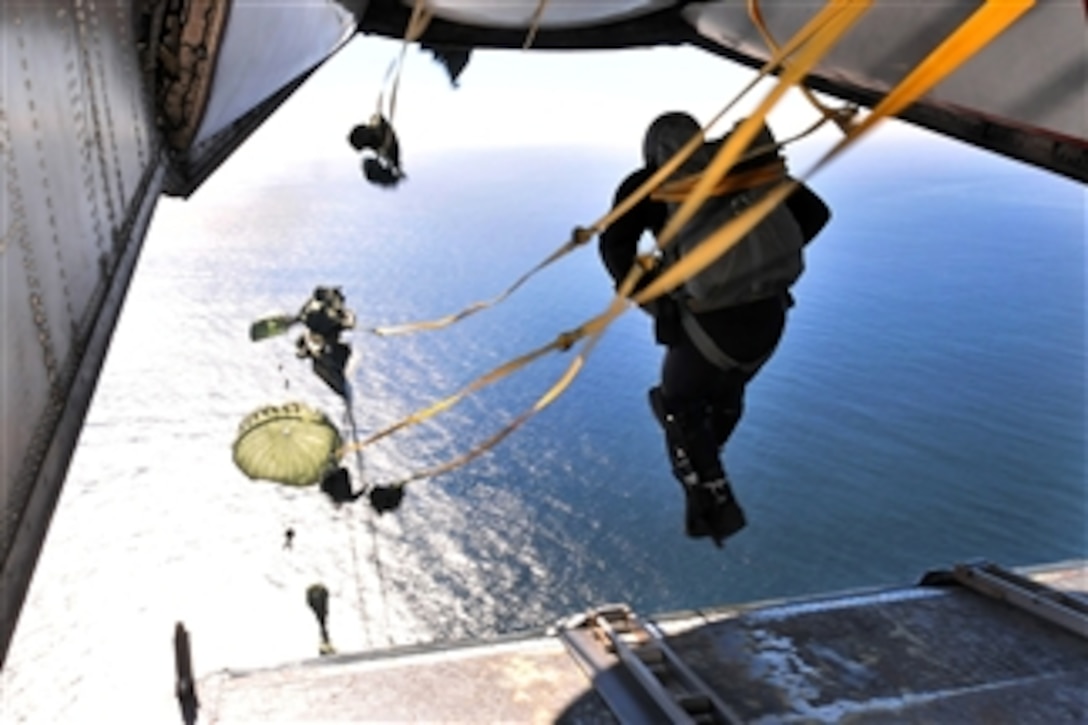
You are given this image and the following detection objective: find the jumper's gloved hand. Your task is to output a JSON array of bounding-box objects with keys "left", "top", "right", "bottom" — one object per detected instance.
[{"left": 626, "top": 257, "right": 684, "bottom": 346}]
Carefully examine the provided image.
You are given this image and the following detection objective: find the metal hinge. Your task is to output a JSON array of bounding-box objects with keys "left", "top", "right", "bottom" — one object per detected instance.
[
  {"left": 949, "top": 561, "right": 1088, "bottom": 640},
  {"left": 558, "top": 604, "right": 743, "bottom": 724}
]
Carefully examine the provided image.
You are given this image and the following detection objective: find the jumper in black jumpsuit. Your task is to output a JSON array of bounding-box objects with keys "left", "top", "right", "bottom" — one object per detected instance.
[{"left": 599, "top": 167, "right": 790, "bottom": 481}]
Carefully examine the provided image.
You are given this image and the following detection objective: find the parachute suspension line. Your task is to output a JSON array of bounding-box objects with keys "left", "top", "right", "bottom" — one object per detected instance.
[
  {"left": 346, "top": 262, "right": 648, "bottom": 488},
  {"left": 371, "top": 0, "right": 432, "bottom": 127},
  {"left": 821, "top": 0, "right": 1036, "bottom": 158},
  {"left": 340, "top": 403, "right": 395, "bottom": 647},
  {"left": 747, "top": 0, "right": 858, "bottom": 135},
  {"left": 522, "top": 0, "right": 551, "bottom": 50},
  {"left": 341, "top": 328, "right": 583, "bottom": 458},
  {"left": 343, "top": 404, "right": 368, "bottom": 493},
  {"left": 652, "top": 158, "right": 788, "bottom": 202},
  {"left": 390, "top": 0, "right": 432, "bottom": 121},
  {"left": 368, "top": 0, "right": 855, "bottom": 338},
  {"left": 355, "top": 0, "right": 1034, "bottom": 488},
  {"left": 344, "top": 507, "right": 395, "bottom": 647},
  {"left": 634, "top": 0, "right": 1035, "bottom": 308},
  {"left": 339, "top": 404, "right": 370, "bottom": 645},
  {"left": 370, "top": 233, "right": 591, "bottom": 336},
  {"left": 637, "top": 0, "right": 873, "bottom": 303}
]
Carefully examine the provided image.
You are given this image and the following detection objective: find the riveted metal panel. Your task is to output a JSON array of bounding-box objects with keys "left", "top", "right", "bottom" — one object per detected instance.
[
  {"left": 0, "top": 0, "right": 165, "bottom": 666},
  {"left": 2, "top": 3, "right": 75, "bottom": 550},
  {"left": 682, "top": 0, "right": 1087, "bottom": 181},
  {"left": 73, "top": 0, "right": 156, "bottom": 202},
  {"left": 686, "top": 1, "right": 1085, "bottom": 143}
]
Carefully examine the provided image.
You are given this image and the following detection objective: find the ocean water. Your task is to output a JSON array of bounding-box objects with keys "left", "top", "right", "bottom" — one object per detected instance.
[{"left": 2, "top": 141, "right": 1085, "bottom": 722}]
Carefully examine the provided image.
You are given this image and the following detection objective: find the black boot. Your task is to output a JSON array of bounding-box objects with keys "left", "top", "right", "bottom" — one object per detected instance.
[
  {"left": 649, "top": 387, "right": 747, "bottom": 545},
  {"left": 693, "top": 477, "right": 746, "bottom": 547}
]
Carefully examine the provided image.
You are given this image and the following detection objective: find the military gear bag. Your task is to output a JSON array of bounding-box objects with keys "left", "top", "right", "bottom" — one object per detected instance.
[{"left": 663, "top": 178, "right": 807, "bottom": 311}]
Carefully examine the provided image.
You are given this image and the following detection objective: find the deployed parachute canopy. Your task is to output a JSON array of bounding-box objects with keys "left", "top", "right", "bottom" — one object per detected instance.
[{"left": 232, "top": 402, "right": 342, "bottom": 487}]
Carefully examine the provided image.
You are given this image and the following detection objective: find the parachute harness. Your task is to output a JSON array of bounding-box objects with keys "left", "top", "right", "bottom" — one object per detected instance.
[{"left": 348, "top": 0, "right": 1035, "bottom": 488}]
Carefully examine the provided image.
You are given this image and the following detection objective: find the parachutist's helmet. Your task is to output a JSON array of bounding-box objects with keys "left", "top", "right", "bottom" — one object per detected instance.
[{"left": 643, "top": 111, "right": 700, "bottom": 169}]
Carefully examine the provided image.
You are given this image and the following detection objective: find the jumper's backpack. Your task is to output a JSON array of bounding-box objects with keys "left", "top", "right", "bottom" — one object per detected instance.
[
  {"left": 658, "top": 151, "right": 807, "bottom": 311},
  {"left": 648, "top": 116, "right": 817, "bottom": 311},
  {"left": 667, "top": 184, "right": 805, "bottom": 310}
]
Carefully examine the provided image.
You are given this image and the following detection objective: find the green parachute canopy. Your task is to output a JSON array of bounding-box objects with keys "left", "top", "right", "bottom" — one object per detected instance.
[{"left": 232, "top": 402, "right": 342, "bottom": 486}]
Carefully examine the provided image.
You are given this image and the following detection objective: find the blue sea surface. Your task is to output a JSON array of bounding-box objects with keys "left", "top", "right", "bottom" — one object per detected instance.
[{"left": 3, "top": 141, "right": 1085, "bottom": 722}]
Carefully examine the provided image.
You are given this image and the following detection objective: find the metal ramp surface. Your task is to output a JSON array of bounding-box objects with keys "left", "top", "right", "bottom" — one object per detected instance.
[{"left": 194, "top": 561, "right": 1088, "bottom": 723}]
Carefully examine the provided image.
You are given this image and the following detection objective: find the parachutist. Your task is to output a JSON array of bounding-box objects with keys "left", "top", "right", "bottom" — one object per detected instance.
[
  {"left": 299, "top": 287, "right": 355, "bottom": 339},
  {"left": 174, "top": 623, "right": 199, "bottom": 725},
  {"left": 295, "top": 287, "right": 356, "bottom": 398},
  {"left": 601, "top": 112, "right": 830, "bottom": 548},
  {"left": 283, "top": 527, "right": 295, "bottom": 549},
  {"left": 306, "top": 583, "right": 335, "bottom": 656},
  {"left": 348, "top": 115, "right": 405, "bottom": 188}
]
